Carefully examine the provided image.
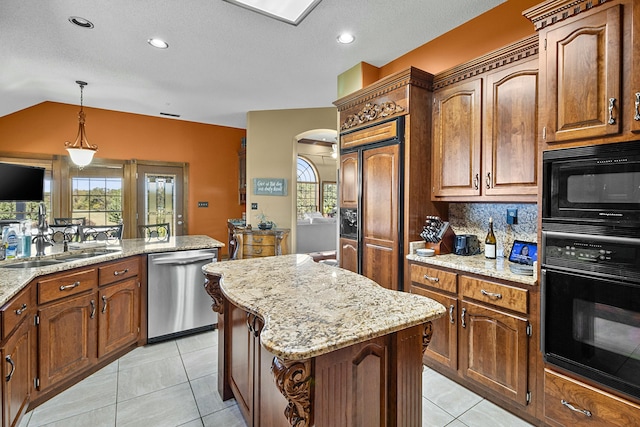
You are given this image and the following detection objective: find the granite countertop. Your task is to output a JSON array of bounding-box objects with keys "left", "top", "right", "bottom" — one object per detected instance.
[
  {"left": 407, "top": 245, "right": 537, "bottom": 286},
  {"left": 0, "top": 235, "right": 224, "bottom": 307},
  {"left": 203, "top": 254, "right": 446, "bottom": 360}
]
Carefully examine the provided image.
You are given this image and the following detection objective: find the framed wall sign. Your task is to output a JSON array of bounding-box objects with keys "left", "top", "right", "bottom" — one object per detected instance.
[{"left": 253, "top": 178, "right": 288, "bottom": 196}]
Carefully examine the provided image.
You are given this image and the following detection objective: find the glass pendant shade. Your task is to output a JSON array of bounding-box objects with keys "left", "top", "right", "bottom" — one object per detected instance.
[{"left": 65, "top": 81, "right": 97, "bottom": 168}]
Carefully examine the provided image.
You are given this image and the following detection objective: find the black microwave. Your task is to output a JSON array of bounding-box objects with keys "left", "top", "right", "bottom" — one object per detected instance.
[{"left": 542, "top": 140, "right": 640, "bottom": 229}]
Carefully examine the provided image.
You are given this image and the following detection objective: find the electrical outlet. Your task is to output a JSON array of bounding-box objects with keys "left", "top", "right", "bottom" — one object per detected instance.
[
  {"left": 507, "top": 208, "right": 518, "bottom": 225},
  {"left": 251, "top": 203, "right": 258, "bottom": 210},
  {"left": 197, "top": 201, "right": 208, "bottom": 208}
]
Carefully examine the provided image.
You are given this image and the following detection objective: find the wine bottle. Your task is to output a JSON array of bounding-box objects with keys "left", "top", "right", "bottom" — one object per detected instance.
[{"left": 485, "top": 217, "right": 497, "bottom": 259}]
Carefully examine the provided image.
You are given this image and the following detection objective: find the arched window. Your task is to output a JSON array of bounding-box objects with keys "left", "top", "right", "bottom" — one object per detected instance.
[{"left": 297, "top": 156, "right": 318, "bottom": 218}]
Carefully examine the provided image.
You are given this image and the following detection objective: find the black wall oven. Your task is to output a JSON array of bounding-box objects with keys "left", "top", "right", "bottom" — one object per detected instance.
[{"left": 541, "top": 231, "right": 640, "bottom": 399}]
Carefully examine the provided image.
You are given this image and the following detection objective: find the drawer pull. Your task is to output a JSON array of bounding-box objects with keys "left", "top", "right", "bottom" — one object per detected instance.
[
  {"left": 481, "top": 289, "right": 502, "bottom": 299},
  {"left": 60, "top": 281, "right": 80, "bottom": 291},
  {"left": 473, "top": 173, "right": 479, "bottom": 190},
  {"left": 461, "top": 307, "right": 466, "bottom": 328},
  {"left": 114, "top": 268, "right": 129, "bottom": 276},
  {"left": 253, "top": 248, "right": 263, "bottom": 254},
  {"left": 5, "top": 355, "right": 15, "bottom": 382},
  {"left": 635, "top": 92, "right": 640, "bottom": 121},
  {"left": 14, "top": 303, "right": 27, "bottom": 316},
  {"left": 449, "top": 305, "right": 455, "bottom": 324},
  {"left": 253, "top": 237, "right": 263, "bottom": 243},
  {"left": 608, "top": 97, "right": 616, "bottom": 125},
  {"left": 423, "top": 274, "right": 439, "bottom": 283},
  {"left": 561, "top": 399, "right": 592, "bottom": 417},
  {"left": 486, "top": 172, "right": 491, "bottom": 189},
  {"left": 102, "top": 295, "right": 108, "bottom": 314},
  {"left": 90, "top": 299, "right": 96, "bottom": 319}
]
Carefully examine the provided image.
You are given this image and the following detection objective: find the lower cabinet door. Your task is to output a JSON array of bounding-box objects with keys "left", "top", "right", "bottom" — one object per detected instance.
[
  {"left": 411, "top": 286, "right": 458, "bottom": 371},
  {"left": 459, "top": 300, "right": 529, "bottom": 405},
  {"left": 2, "top": 319, "right": 34, "bottom": 427},
  {"left": 38, "top": 293, "right": 98, "bottom": 391},
  {"left": 98, "top": 278, "right": 140, "bottom": 358},
  {"left": 339, "top": 238, "right": 358, "bottom": 273},
  {"left": 228, "top": 304, "right": 254, "bottom": 425}
]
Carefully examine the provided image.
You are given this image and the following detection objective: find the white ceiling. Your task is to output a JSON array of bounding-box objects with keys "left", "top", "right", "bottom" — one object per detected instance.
[{"left": 0, "top": 0, "right": 505, "bottom": 129}]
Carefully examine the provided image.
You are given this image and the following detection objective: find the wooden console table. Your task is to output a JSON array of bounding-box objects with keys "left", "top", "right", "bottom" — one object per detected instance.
[{"left": 233, "top": 228, "right": 289, "bottom": 259}]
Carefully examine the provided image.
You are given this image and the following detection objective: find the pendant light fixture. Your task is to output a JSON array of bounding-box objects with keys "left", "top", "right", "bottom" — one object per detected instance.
[{"left": 65, "top": 80, "right": 97, "bottom": 168}]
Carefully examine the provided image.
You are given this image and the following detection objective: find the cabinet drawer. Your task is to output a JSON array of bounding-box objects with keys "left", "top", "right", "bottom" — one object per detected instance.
[
  {"left": 246, "top": 235, "right": 275, "bottom": 246},
  {"left": 98, "top": 257, "right": 139, "bottom": 286},
  {"left": 460, "top": 276, "right": 527, "bottom": 314},
  {"left": 544, "top": 369, "right": 640, "bottom": 427},
  {"left": 410, "top": 264, "right": 457, "bottom": 293},
  {"left": 38, "top": 268, "right": 97, "bottom": 304},
  {"left": 243, "top": 245, "right": 275, "bottom": 257},
  {"left": 341, "top": 120, "right": 399, "bottom": 149},
  {"left": 1, "top": 284, "right": 35, "bottom": 340}
]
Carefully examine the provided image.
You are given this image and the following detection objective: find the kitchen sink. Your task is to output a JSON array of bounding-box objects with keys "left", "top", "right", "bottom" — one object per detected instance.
[
  {"left": 1, "top": 259, "right": 65, "bottom": 269},
  {"left": 54, "top": 249, "right": 118, "bottom": 261}
]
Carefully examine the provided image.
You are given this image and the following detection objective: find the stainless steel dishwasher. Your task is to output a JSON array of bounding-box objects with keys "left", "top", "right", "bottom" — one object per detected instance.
[{"left": 147, "top": 248, "right": 218, "bottom": 343}]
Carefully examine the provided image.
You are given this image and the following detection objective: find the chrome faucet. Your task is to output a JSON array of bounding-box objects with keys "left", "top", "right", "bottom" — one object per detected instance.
[{"left": 33, "top": 202, "right": 52, "bottom": 256}]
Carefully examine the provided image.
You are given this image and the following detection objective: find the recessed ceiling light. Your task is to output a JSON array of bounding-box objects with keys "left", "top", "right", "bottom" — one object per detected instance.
[
  {"left": 68, "top": 16, "right": 94, "bottom": 29},
  {"left": 224, "top": 0, "right": 322, "bottom": 26},
  {"left": 147, "top": 38, "right": 169, "bottom": 49},
  {"left": 337, "top": 33, "right": 355, "bottom": 44}
]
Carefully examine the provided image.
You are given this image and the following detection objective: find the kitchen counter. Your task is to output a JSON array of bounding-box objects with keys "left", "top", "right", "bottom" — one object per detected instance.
[
  {"left": 0, "top": 235, "right": 224, "bottom": 306},
  {"left": 203, "top": 254, "right": 446, "bottom": 426},
  {"left": 203, "top": 253, "right": 445, "bottom": 360},
  {"left": 407, "top": 242, "right": 537, "bottom": 286}
]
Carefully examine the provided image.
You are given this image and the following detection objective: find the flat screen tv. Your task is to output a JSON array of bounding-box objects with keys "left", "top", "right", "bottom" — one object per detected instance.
[{"left": 0, "top": 162, "right": 45, "bottom": 201}]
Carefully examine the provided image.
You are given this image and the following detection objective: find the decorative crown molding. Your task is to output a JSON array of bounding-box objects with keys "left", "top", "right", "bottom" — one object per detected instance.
[
  {"left": 433, "top": 35, "right": 539, "bottom": 90},
  {"left": 340, "top": 101, "right": 405, "bottom": 130},
  {"left": 523, "top": 0, "right": 609, "bottom": 31}
]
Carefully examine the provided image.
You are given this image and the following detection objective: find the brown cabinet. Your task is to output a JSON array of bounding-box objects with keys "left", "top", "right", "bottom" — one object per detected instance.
[
  {"left": 37, "top": 291, "right": 97, "bottom": 391},
  {"left": 334, "top": 67, "right": 448, "bottom": 290},
  {"left": 98, "top": 277, "right": 139, "bottom": 359},
  {"left": 432, "top": 36, "right": 539, "bottom": 202},
  {"left": 409, "top": 261, "right": 535, "bottom": 419},
  {"left": 339, "top": 237, "right": 358, "bottom": 273},
  {"left": 361, "top": 143, "right": 400, "bottom": 290},
  {"left": 432, "top": 78, "right": 482, "bottom": 198},
  {"left": 524, "top": 0, "right": 640, "bottom": 147},
  {"left": 1, "top": 286, "right": 36, "bottom": 427},
  {"left": 234, "top": 229, "right": 289, "bottom": 260},
  {"left": 338, "top": 152, "right": 358, "bottom": 208},
  {"left": 543, "top": 369, "right": 640, "bottom": 427}
]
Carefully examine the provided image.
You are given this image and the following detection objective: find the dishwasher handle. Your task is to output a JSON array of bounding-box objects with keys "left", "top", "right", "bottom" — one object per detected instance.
[{"left": 150, "top": 253, "right": 217, "bottom": 265}]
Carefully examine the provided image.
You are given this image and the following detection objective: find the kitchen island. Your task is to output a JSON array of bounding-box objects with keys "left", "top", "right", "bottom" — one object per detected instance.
[{"left": 203, "top": 254, "right": 445, "bottom": 427}]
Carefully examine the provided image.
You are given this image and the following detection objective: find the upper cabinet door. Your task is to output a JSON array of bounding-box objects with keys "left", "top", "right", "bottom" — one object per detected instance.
[
  {"left": 432, "top": 78, "right": 482, "bottom": 197},
  {"left": 339, "top": 152, "right": 359, "bottom": 208},
  {"left": 544, "top": 4, "right": 621, "bottom": 143},
  {"left": 484, "top": 59, "right": 538, "bottom": 197}
]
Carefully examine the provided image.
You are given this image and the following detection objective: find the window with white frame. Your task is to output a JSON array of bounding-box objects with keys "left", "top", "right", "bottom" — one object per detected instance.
[{"left": 297, "top": 156, "right": 318, "bottom": 218}]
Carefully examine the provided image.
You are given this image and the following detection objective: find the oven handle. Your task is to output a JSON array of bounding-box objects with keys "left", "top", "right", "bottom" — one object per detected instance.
[
  {"left": 542, "top": 230, "right": 640, "bottom": 246},
  {"left": 540, "top": 268, "right": 547, "bottom": 357}
]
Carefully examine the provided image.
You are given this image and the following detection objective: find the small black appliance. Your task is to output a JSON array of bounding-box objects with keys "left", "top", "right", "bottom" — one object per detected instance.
[{"left": 454, "top": 234, "right": 480, "bottom": 256}]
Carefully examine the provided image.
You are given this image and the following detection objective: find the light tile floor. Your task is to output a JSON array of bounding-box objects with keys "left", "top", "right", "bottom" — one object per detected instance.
[{"left": 19, "top": 330, "right": 534, "bottom": 427}]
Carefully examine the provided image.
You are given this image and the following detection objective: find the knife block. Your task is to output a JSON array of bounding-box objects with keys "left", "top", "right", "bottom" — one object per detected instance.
[{"left": 424, "top": 225, "right": 455, "bottom": 255}]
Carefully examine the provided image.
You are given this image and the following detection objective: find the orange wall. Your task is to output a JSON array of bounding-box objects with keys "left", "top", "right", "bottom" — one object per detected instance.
[
  {"left": 0, "top": 102, "right": 245, "bottom": 256},
  {"left": 379, "top": 0, "right": 541, "bottom": 77}
]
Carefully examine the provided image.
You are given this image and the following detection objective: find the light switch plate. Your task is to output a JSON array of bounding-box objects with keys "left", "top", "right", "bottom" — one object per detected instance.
[
  {"left": 251, "top": 203, "right": 258, "bottom": 210},
  {"left": 197, "top": 201, "right": 208, "bottom": 208},
  {"left": 507, "top": 208, "right": 518, "bottom": 224}
]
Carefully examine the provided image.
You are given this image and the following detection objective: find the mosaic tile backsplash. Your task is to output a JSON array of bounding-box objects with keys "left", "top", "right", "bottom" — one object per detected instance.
[{"left": 447, "top": 203, "right": 538, "bottom": 258}]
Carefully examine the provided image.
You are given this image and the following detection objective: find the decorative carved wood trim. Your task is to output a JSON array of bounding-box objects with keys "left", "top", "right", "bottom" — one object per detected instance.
[
  {"left": 334, "top": 67, "right": 433, "bottom": 112},
  {"left": 203, "top": 273, "right": 224, "bottom": 315},
  {"left": 340, "top": 101, "right": 405, "bottom": 130},
  {"left": 423, "top": 321, "right": 433, "bottom": 353},
  {"left": 246, "top": 312, "right": 264, "bottom": 337},
  {"left": 523, "top": 0, "right": 609, "bottom": 31},
  {"left": 272, "top": 357, "right": 313, "bottom": 427},
  {"left": 433, "top": 35, "right": 539, "bottom": 90}
]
